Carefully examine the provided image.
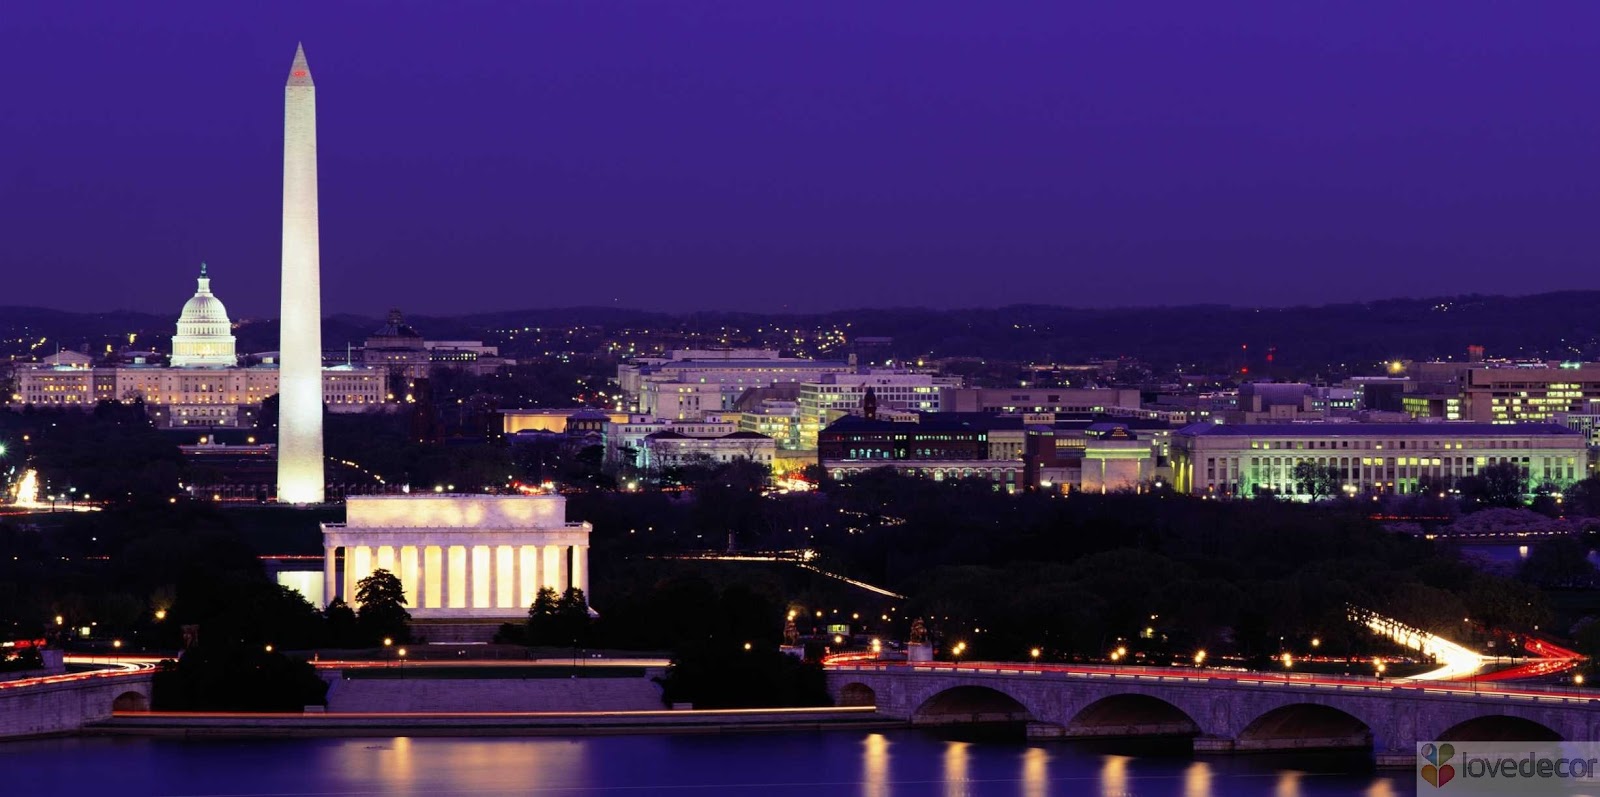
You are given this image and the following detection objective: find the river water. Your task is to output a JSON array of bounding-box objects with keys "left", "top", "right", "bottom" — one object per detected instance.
[{"left": 10, "top": 731, "right": 1414, "bottom": 796}]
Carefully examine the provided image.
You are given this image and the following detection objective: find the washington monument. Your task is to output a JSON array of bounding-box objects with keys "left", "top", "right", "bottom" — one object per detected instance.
[{"left": 277, "top": 43, "right": 324, "bottom": 503}]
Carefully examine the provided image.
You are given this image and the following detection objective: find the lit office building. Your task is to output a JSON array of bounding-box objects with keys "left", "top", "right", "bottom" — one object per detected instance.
[{"left": 1171, "top": 423, "right": 1586, "bottom": 498}]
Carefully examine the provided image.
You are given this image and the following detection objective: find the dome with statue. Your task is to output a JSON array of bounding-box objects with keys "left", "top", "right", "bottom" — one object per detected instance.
[{"left": 171, "top": 263, "right": 238, "bottom": 368}]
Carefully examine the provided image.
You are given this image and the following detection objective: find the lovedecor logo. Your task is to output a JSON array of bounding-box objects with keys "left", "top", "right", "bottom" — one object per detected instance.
[
  {"left": 1420, "top": 742, "right": 1456, "bottom": 787},
  {"left": 1417, "top": 742, "right": 1600, "bottom": 794}
]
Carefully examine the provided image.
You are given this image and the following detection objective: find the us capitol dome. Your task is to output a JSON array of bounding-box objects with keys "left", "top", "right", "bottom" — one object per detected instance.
[{"left": 170, "top": 262, "right": 238, "bottom": 368}]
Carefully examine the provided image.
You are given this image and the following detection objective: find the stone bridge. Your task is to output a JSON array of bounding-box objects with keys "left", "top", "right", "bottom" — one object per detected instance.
[
  {"left": 828, "top": 663, "right": 1600, "bottom": 761},
  {"left": 0, "top": 669, "right": 154, "bottom": 739}
]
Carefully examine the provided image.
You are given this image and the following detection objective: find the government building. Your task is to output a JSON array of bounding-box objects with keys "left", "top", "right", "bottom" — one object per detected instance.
[
  {"left": 9, "top": 265, "right": 387, "bottom": 427},
  {"left": 1171, "top": 422, "right": 1587, "bottom": 499},
  {"left": 321, "top": 494, "right": 592, "bottom": 620}
]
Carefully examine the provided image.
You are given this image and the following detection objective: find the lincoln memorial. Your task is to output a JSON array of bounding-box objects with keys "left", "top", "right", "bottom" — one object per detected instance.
[{"left": 322, "top": 494, "right": 592, "bottom": 619}]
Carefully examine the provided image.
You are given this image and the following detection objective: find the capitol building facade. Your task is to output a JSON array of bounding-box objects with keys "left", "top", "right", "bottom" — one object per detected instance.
[{"left": 9, "top": 265, "right": 387, "bottom": 428}]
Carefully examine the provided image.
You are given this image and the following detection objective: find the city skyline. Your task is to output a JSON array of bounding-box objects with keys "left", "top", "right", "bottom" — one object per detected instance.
[{"left": 8, "top": 2, "right": 1600, "bottom": 316}]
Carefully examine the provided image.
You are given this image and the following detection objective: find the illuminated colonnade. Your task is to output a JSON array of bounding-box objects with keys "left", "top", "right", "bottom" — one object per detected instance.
[{"left": 322, "top": 495, "right": 592, "bottom": 618}]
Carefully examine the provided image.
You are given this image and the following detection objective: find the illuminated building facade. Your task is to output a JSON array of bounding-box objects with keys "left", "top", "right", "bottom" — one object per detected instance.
[
  {"left": 796, "top": 373, "right": 961, "bottom": 448},
  {"left": 736, "top": 399, "right": 803, "bottom": 449},
  {"left": 10, "top": 262, "right": 384, "bottom": 426},
  {"left": 1171, "top": 422, "right": 1586, "bottom": 498},
  {"left": 938, "top": 387, "right": 1141, "bottom": 415},
  {"left": 12, "top": 365, "right": 384, "bottom": 426},
  {"left": 362, "top": 309, "right": 430, "bottom": 380},
  {"left": 169, "top": 264, "right": 237, "bottom": 368},
  {"left": 817, "top": 414, "right": 1162, "bottom": 494},
  {"left": 1460, "top": 364, "right": 1600, "bottom": 423},
  {"left": 603, "top": 414, "right": 740, "bottom": 469},
  {"left": 322, "top": 495, "right": 592, "bottom": 618},
  {"left": 641, "top": 430, "right": 776, "bottom": 470},
  {"left": 618, "top": 349, "right": 854, "bottom": 418}
]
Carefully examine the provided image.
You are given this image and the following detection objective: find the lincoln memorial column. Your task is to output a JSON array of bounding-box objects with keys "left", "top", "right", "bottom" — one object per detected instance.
[
  {"left": 577, "top": 544, "right": 590, "bottom": 602},
  {"left": 463, "top": 545, "right": 476, "bottom": 609},
  {"left": 439, "top": 546, "right": 452, "bottom": 609},
  {"left": 511, "top": 546, "right": 523, "bottom": 609},
  {"left": 543, "top": 545, "right": 563, "bottom": 593},
  {"left": 342, "top": 545, "right": 356, "bottom": 606},
  {"left": 487, "top": 544, "right": 500, "bottom": 609},
  {"left": 323, "top": 544, "right": 337, "bottom": 607},
  {"left": 534, "top": 547, "right": 547, "bottom": 598},
  {"left": 415, "top": 545, "right": 428, "bottom": 610}
]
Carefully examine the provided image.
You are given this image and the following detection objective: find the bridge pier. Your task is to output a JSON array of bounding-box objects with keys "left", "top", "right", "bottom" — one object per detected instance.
[
  {"left": 1025, "top": 721, "right": 1065, "bottom": 739},
  {"left": 1192, "top": 735, "right": 1234, "bottom": 754},
  {"left": 1375, "top": 750, "right": 1418, "bottom": 769}
]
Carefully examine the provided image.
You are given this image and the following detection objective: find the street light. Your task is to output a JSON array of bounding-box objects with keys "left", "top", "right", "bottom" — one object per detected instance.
[
  {"left": 1194, "top": 650, "right": 1207, "bottom": 667},
  {"left": 1281, "top": 652, "right": 1293, "bottom": 683},
  {"left": 265, "top": 644, "right": 273, "bottom": 653},
  {"left": 1030, "top": 647, "right": 1041, "bottom": 660}
]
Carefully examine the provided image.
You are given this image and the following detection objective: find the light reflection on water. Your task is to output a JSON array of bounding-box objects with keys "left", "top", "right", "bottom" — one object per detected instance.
[{"left": 10, "top": 730, "right": 1414, "bottom": 797}]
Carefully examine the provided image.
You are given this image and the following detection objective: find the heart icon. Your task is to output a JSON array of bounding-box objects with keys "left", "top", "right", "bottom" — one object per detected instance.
[
  {"left": 1421, "top": 762, "right": 1457, "bottom": 788},
  {"left": 1423, "top": 743, "right": 1438, "bottom": 765},
  {"left": 1438, "top": 744, "right": 1455, "bottom": 765}
]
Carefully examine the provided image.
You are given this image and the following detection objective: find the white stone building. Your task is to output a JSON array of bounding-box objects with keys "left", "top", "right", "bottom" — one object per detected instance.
[
  {"left": 9, "top": 264, "right": 386, "bottom": 427},
  {"left": 322, "top": 494, "right": 592, "bottom": 619},
  {"left": 641, "top": 430, "right": 776, "bottom": 470},
  {"left": 618, "top": 349, "right": 854, "bottom": 419}
]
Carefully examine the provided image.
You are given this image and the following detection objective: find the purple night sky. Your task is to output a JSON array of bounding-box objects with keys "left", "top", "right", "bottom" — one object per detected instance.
[{"left": 6, "top": 2, "right": 1600, "bottom": 317}]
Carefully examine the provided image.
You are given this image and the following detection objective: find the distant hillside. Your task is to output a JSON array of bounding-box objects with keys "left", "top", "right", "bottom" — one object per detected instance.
[{"left": 5, "top": 291, "right": 1599, "bottom": 374}]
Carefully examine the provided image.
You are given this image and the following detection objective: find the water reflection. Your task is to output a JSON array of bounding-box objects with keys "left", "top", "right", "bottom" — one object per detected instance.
[
  {"left": 862, "top": 733, "right": 889, "bottom": 797},
  {"left": 1183, "top": 759, "right": 1214, "bottom": 797},
  {"left": 1366, "top": 778, "right": 1402, "bottom": 797},
  {"left": 1275, "top": 769, "right": 1303, "bottom": 797},
  {"left": 1021, "top": 746, "right": 1049, "bottom": 797},
  {"left": 1101, "top": 753, "right": 1131, "bottom": 797},
  {"left": 10, "top": 731, "right": 1417, "bottom": 797},
  {"left": 944, "top": 740, "right": 970, "bottom": 797}
]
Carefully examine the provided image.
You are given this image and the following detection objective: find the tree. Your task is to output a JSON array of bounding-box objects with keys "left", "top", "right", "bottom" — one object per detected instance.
[
  {"left": 1460, "top": 462, "right": 1527, "bottom": 509},
  {"left": 324, "top": 598, "right": 361, "bottom": 647},
  {"left": 1291, "top": 462, "right": 1342, "bottom": 500},
  {"left": 555, "top": 587, "right": 592, "bottom": 646},
  {"left": 1519, "top": 537, "right": 1598, "bottom": 588},
  {"left": 355, "top": 569, "right": 411, "bottom": 644},
  {"left": 1563, "top": 476, "right": 1600, "bottom": 517},
  {"left": 526, "top": 586, "right": 561, "bottom": 645}
]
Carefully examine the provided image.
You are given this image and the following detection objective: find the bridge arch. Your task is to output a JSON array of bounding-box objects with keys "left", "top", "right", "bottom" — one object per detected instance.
[
  {"left": 912, "top": 685, "right": 1034, "bottom": 726},
  {"left": 1437, "top": 715, "right": 1563, "bottom": 742},
  {"left": 1237, "top": 703, "right": 1373, "bottom": 751},
  {"left": 838, "top": 682, "right": 876, "bottom": 707},
  {"left": 1065, "top": 693, "right": 1200, "bottom": 738},
  {"left": 111, "top": 690, "right": 149, "bottom": 712}
]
